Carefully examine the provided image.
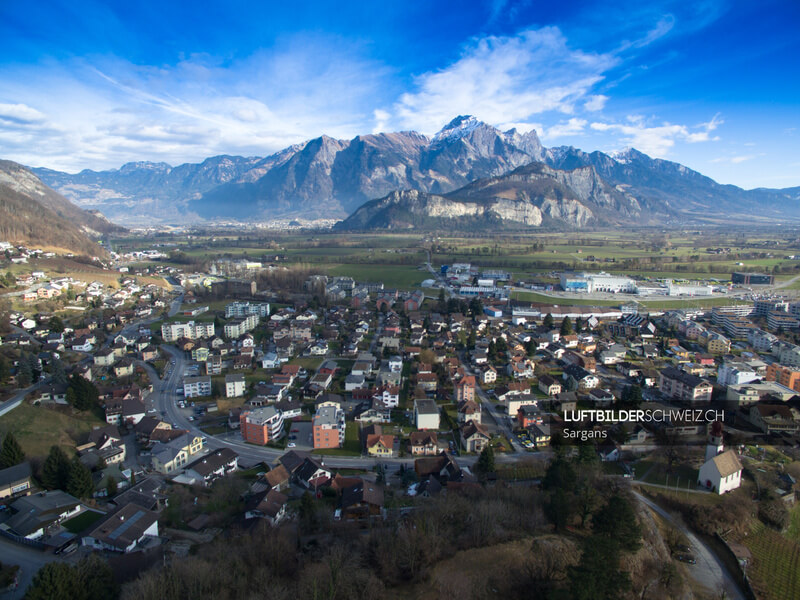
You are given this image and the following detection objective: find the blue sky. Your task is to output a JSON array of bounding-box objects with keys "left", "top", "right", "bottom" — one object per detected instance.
[{"left": 0, "top": 0, "right": 798, "bottom": 188}]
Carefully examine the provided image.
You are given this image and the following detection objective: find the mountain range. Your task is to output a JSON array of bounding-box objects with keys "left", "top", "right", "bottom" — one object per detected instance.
[
  {"left": 0, "top": 160, "right": 122, "bottom": 256},
  {"left": 25, "top": 115, "right": 800, "bottom": 229}
]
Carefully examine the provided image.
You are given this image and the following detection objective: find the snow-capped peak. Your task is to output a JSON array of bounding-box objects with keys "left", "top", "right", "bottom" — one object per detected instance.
[
  {"left": 609, "top": 148, "right": 635, "bottom": 164},
  {"left": 432, "top": 115, "right": 485, "bottom": 143}
]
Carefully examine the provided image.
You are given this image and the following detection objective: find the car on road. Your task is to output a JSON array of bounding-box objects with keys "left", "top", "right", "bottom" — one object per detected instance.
[
  {"left": 675, "top": 554, "right": 696, "bottom": 564},
  {"left": 674, "top": 544, "right": 691, "bottom": 554},
  {"left": 291, "top": 428, "right": 299, "bottom": 433},
  {"left": 289, "top": 435, "right": 296, "bottom": 440},
  {"left": 287, "top": 442, "right": 296, "bottom": 448}
]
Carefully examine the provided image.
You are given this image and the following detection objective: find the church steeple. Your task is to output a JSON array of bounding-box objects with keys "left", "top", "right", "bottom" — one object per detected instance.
[{"left": 705, "top": 420, "right": 724, "bottom": 462}]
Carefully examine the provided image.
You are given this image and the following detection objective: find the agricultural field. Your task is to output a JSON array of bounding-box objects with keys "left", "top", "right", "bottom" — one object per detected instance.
[{"left": 744, "top": 521, "right": 800, "bottom": 600}]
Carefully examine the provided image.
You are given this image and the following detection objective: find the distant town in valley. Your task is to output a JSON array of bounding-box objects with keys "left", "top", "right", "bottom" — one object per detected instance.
[{"left": 2, "top": 224, "right": 800, "bottom": 599}]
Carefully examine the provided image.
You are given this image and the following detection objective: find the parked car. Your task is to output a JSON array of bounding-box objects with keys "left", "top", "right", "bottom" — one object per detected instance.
[
  {"left": 675, "top": 554, "right": 696, "bottom": 564},
  {"left": 287, "top": 442, "right": 296, "bottom": 448}
]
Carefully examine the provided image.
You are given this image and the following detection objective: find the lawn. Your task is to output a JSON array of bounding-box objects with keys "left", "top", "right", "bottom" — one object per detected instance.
[
  {"left": 62, "top": 510, "right": 105, "bottom": 533},
  {"left": 0, "top": 402, "right": 105, "bottom": 458}
]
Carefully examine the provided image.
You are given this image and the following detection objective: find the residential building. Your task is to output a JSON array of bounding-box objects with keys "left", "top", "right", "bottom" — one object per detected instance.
[
  {"left": 0, "top": 462, "right": 33, "bottom": 499},
  {"left": 184, "top": 376, "right": 212, "bottom": 398},
  {"left": 454, "top": 375, "right": 476, "bottom": 403},
  {"left": 414, "top": 398, "right": 440, "bottom": 430},
  {"left": 460, "top": 421, "right": 491, "bottom": 453},
  {"left": 659, "top": 367, "right": 713, "bottom": 403},
  {"left": 537, "top": 374, "right": 562, "bottom": 396},
  {"left": 409, "top": 431, "right": 439, "bottom": 455},
  {"left": 240, "top": 407, "right": 285, "bottom": 445},
  {"left": 150, "top": 434, "right": 205, "bottom": 474},
  {"left": 161, "top": 320, "right": 215, "bottom": 342},
  {"left": 313, "top": 402, "right": 345, "bottom": 449},
  {"left": 83, "top": 504, "right": 159, "bottom": 553},
  {"left": 183, "top": 448, "right": 239, "bottom": 486},
  {"left": 225, "top": 374, "right": 247, "bottom": 398},
  {"left": 766, "top": 363, "right": 800, "bottom": 393},
  {"left": 5, "top": 491, "right": 81, "bottom": 540}
]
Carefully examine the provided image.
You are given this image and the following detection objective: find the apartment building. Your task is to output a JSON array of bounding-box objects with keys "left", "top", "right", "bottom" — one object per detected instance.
[
  {"left": 224, "top": 314, "right": 259, "bottom": 338},
  {"left": 184, "top": 376, "right": 212, "bottom": 398},
  {"left": 225, "top": 301, "right": 270, "bottom": 318},
  {"left": 659, "top": 367, "right": 713, "bottom": 403},
  {"left": 161, "top": 320, "right": 215, "bottom": 342},
  {"left": 313, "top": 402, "right": 346, "bottom": 449},
  {"left": 240, "top": 406, "right": 285, "bottom": 445},
  {"left": 766, "top": 363, "right": 800, "bottom": 393},
  {"left": 225, "top": 374, "right": 247, "bottom": 398}
]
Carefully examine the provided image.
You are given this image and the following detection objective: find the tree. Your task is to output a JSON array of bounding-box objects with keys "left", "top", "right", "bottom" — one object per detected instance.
[
  {"left": 543, "top": 313, "right": 554, "bottom": 329},
  {"left": 542, "top": 457, "right": 576, "bottom": 492},
  {"left": 48, "top": 316, "right": 65, "bottom": 333},
  {"left": 574, "top": 317, "right": 583, "bottom": 333},
  {"left": 106, "top": 476, "right": 117, "bottom": 497},
  {"left": 67, "top": 455, "right": 94, "bottom": 499},
  {"left": 17, "top": 354, "right": 33, "bottom": 387},
  {"left": 0, "top": 433, "right": 25, "bottom": 468},
  {"left": 476, "top": 445, "right": 495, "bottom": 476},
  {"left": 0, "top": 356, "right": 10, "bottom": 383},
  {"left": 569, "top": 536, "right": 630, "bottom": 600},
  {"left": 41, "top": 445, "right": 71, "bottom": 490},
  {"left": 620, "top": 384, "right": 643, "bottom": 408},
  {"left": 50, "top": 358, "right": 67, "bottom": 386},
  {"left": 467, "top": 330, "right": 477, "bottom": 350},
  {"left": 560, "top": 316, "right": 573, "bottom": 336},
  {"left": 468, "top": 297, "right": 483, "bottom": 317},
  {"left": 25, "top": 562, "right": 81, "bottom": 600},
  {"left": 592, "top": 494, "right": 642, "bottom": 552}
]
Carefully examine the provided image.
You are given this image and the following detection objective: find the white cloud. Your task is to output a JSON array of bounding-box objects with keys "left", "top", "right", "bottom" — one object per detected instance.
[
  {"left": 0, "top": 102, "right": 46, "bottom": 124},
  {"left": 542, "top": 118, "right": 587, "bottom": 140},
  {"left": 583, "top": 95, "right": 608, "bottom": 112},
  {"left": 393, "top": 27, "right": 617, "bottom": 134},
  {"left": 590, "top": 113, "right": 723, "bottom": 158},
  {"left": 0, "top": 39, "right": 391, "bottom": 171},
  {"left": 711, "top": 155, "right": 756, "bottom": 164}
]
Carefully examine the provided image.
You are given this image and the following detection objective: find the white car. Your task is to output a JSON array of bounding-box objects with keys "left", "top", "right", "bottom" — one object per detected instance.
[{"left": 287, "top": 442, "right": 296, "bottom": 448}]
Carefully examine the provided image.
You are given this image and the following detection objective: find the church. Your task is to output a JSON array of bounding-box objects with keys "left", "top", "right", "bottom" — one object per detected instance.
[{"left": 697, "top": 421, "right": 743, "bottom": 495}]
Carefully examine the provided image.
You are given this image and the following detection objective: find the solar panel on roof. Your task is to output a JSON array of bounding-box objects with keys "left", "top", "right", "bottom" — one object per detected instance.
[{"left": 107, "top": 510, "right": 145, "bottom": 541}]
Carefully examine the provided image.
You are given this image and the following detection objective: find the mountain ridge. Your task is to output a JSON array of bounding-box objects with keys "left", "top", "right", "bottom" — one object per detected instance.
[{"left": 27, "top": 116, "right": 800, "bottom": 227}]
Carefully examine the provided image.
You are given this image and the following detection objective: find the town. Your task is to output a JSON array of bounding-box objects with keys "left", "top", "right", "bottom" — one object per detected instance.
[{"left": 2, "top": 230, "right": 800, "bottom": 599}]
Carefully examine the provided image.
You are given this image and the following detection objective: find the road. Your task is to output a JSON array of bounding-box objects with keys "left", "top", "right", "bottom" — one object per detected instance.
[
  {"left": 634, "top": 491, "right": 746, "bottom": 600},
  {"left": 0, "top": 380, "right": 46, "bottom": 417},
  {"left": 0, "top": 536, "right": 77, "bottom": 600}
]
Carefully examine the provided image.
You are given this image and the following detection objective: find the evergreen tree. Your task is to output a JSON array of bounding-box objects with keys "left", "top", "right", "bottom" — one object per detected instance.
[
  {"left": 476, "top": 444, "right": 495, "bottom": 475},
  {"left": 50, "top": 358, "right": 67, "bottom": 386},
  {"left": 570, "top": 536, "right": 630, "bottom": 600},
  {"left": 106, "top": 476, "right": 117, "bottom": 496},
  {"left": 560, "top": 316, "right": 573, "bottom": 336},
  {"left": 41, "top": 446, "right": 71, "bottom": 490},
  {"left": 0, "top": 433, "right": 25, "bottom": 468},
  {"left": 575, "top": 316, "right": 584, "bottom": 333},
  {"left": 468, "top": 297, "right": 483, "bottom": 316},
  {"left": 48, "top": 316, "right": 65, "bottom": 333},
  {"left": 543, "top": 313, "right": 554, "bottom": 329},
  {"left": 67, "top": 455, "right": 94, "bottom": 499},
  {"left": 467, "top": 329, "right": 477, "bottom": 350},
  {"left": 25, "top": 562, "right": 81, "bottom": 600},
  {"left": 0, "top": 356, "right": 10, "bottom": 383},
  {"left": 592, "top": 494, "right": 642, "bottom": 552},
  {"left": 17, "top": 354, "right": 33, "bottom": 387}
]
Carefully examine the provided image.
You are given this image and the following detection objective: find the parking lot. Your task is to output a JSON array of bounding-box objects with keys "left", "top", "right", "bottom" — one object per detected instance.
[{"left": 287, "top": 420, "right": 313, "bottom": 450}]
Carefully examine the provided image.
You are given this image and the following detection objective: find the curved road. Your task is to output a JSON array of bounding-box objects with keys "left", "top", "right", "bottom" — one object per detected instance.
[{"left": 634, "top": 491, "right": 745, "bottom": 600}]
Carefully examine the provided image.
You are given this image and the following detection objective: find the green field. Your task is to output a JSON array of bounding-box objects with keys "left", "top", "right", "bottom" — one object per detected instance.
[
  {"left": 325, "top": 264, "right": 428, "bottom": 289},
  {"left": 0, "top": 403, "right": 105, "bottom": 458}
]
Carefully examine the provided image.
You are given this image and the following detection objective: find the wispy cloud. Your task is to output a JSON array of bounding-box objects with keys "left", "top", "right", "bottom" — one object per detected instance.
[
  {"left": 391, "top": 27, "right": 618, "bottom": 134},
  {"left": 590, "top": 113, "right": 722, "bottom": 157}
]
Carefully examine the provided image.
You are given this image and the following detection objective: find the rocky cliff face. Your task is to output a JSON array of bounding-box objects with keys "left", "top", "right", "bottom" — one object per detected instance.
[{"left": 336, "top": 161, "right": 635, "bottom": 230}]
